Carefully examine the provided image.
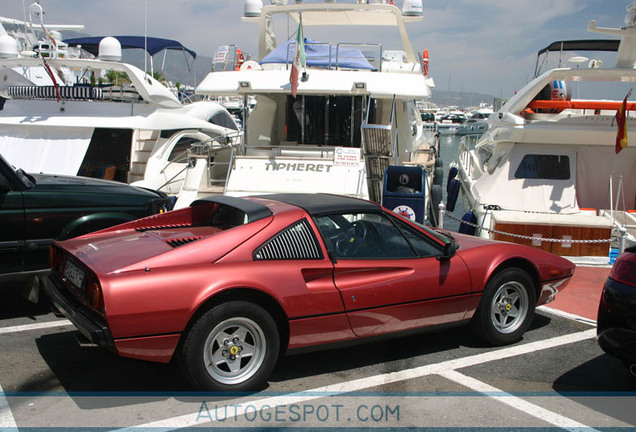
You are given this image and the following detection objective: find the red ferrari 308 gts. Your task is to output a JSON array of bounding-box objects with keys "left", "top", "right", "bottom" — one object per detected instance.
[{"left": 43, "top": 194, "right": 575, "bottom": 391}]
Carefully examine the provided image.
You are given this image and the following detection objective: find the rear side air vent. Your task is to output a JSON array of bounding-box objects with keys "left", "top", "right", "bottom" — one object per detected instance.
[
  {"left": 254, "top": 219, "right": 322, "bottom": 260},
  {"left": 166, "top": 237, "right": 202, "bottom": 248}
]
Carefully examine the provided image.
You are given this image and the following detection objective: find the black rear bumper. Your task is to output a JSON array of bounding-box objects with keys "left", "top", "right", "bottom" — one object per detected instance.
[
  {"left": 42, "top": 272, "right": 114, "bottom": 351},
  {"left": 597, "top": 278, "right": 636, "bottom": 367}
]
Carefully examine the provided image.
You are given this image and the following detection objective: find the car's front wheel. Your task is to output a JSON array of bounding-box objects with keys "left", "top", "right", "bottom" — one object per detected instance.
[
  {"left": 471, "top": 268, "right": 536, "bottom": 346},
  {"left": 179, "top": 301, "right": 280, "bottom": 391}
]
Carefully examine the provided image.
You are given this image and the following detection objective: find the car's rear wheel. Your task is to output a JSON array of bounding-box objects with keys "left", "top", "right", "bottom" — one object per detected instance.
[
  {"left": 179, "top": 301, "right": 280, "bottom": 391},
  {"left": 471, "top": 268, "right": 536, "bottom": 346}
]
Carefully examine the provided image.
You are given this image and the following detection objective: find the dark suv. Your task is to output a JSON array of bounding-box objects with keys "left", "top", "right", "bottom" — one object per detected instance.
[{"left": 0, "top": 154, "right": 171, "bottom": 299}]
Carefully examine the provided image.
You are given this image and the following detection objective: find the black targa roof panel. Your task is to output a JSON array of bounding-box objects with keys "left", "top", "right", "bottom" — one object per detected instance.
[
  {"left": 191, "top": 195, "right": 272, "bottom": 223},
  {"left": 262, "top": 193, "right": 380, "bottom": 216}
]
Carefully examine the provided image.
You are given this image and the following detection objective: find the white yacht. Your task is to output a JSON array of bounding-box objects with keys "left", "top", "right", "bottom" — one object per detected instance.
[
  {"left": 450, "top": 3, "right": 636, "bottom": 262},
  {"left": 190, "top": 0, "right": 441, "bottom": 224},
  {"left": 0, "top": 3, "right": 240, "bottom": 187}
]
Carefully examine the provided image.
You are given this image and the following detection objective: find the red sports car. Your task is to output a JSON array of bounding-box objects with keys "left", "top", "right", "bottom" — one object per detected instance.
[{"left": 43, "top": 194, "right": 575, "bottom": 391}]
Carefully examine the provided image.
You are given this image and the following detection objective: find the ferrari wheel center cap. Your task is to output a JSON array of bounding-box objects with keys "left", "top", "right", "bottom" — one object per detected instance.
[{"left": 229, "top": 345, "right": 240, "bottom": 356}]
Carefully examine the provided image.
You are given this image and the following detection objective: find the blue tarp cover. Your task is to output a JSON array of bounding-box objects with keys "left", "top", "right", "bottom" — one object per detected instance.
[
  {"left": 64, "top": 36, "right": 197, "bottom": 59},
  {"left": 260, "top": 38, "right": 376, "bottom": 70}
]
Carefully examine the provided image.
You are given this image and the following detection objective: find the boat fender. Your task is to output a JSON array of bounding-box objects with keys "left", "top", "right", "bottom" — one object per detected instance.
[
  {"left": 447, "top": 166, "right": 458, "bottom": 191},
  {"left": 458, "top": 211, "right": 477, "bottom": 236},
  {"left": 446, "top": 178, "right": 461, "bottom": 212},
  {"left": 429, "top": 184, "right": 443, "bottom": 227},
  {"left": 435, "top": 157, "right": 443, "bottom": 168},
  {"left": 433, "top": 167, "right": 443, "bottom": 186}
]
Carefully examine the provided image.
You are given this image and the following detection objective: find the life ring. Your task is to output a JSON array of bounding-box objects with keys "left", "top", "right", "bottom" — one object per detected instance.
[
  {"left": 446, "top": 177, "right": 461, "bottom": 212},
  {"left": 422, "top": 49, "right": 429, "bottom": 76}
]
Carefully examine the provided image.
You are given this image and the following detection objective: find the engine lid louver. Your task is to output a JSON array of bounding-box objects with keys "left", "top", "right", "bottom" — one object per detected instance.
[
  {"left": 165, "top": 237, "right": 203, "bottom": 248},
  {"left": 136, "top": 224, "right": 192, "bottom": 232}
]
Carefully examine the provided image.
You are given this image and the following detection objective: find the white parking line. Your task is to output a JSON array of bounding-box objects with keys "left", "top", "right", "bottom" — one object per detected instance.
[
  {"left": 439, "top": 370, "right": 599, "bottom": 432},
  {"left": 118, "top": 328, "right": 596, "bottom": 430},
  {"left": 537, "top": 305, "right": 597, "bottom": 326},
  {"left": 0, "top": 383, "right": 17, "bottom": 430},
  {"left": 0, "top": 319, "right": 71, "bottom": 335}
]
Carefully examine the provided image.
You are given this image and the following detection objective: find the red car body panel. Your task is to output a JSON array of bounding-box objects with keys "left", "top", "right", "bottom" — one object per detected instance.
[
  {"left": 44, "top": 194, "right": 575, "bottom": 365},
  {"left": 115, "top": 334, "right": 181, "bottom": 363}
]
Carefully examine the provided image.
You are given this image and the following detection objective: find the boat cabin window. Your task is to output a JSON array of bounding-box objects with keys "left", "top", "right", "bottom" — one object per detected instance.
[
  {"left": 514, "top": 154, "right": 570, "bottom": 180},
  {"left": 168, "top": 137, "right": 201, "bottom": 163},
  {"left": 285, "top": 95, "right": 373, "bottom": 147},
  {"left": 209, "top": 111, "right": 239, "bottom": 131}
]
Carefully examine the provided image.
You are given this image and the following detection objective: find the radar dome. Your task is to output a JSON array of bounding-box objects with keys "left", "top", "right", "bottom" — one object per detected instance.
[
  {"left": 402, "top": 0, "right": 423, "bottom": 17},
  {"left": 244, "top": 0, "right": 263, "bottom": 18},
  {"left": 0, "top": 35, "right": 19, "bottom": 59},
  {"left": 98, "top": 36, "right": 122, "bottom": 61}
]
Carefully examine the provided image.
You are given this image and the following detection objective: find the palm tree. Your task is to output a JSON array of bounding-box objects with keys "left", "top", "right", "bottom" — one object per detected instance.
[{"left": 104, "top": 70, "right": 131, "bottom": 86}]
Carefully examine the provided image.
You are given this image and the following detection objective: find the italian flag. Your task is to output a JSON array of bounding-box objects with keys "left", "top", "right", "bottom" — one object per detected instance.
[{"left": 290, "top": 16, "right": 305, "bottom": 99}]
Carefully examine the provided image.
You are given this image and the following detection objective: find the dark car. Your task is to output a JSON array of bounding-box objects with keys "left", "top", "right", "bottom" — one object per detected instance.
[
  {"left": 597, "top": 246, "right": 636, "bottom": 376},
  {"left": 0, "top": 153, "right": 171, "bottom": 299},
  {"left": 44, "top": 193, "right": 575, "bottom": 391}
]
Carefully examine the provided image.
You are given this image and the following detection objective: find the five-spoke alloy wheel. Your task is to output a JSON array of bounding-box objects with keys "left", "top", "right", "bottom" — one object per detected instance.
[
  {"left": 179, "top": 301, "right": 280, "bottom": 391},
  {"left": 471, "top": 268, "right": 536, "bottom": 346}
]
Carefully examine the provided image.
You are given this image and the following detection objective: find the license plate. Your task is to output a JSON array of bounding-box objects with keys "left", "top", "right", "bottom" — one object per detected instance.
[{"left": 64, "top": 260, "right": 85, "bottom": 289}]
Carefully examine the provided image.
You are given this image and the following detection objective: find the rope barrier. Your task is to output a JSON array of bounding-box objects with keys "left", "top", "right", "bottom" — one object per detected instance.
[{"left": 444, "top": 212, "right": 614, "bottom": 244}]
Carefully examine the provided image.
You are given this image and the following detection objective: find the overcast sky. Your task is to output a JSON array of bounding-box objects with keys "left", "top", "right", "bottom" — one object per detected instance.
[{"left": 1, "top": 0, "right": 631, "bottom": 97}]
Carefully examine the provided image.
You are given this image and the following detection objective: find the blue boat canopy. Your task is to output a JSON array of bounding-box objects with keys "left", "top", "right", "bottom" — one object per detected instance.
[
  {"left": 63, "top": 36, "right": 197, "bottom": 59},
  {"left": 260, "top": 38, "right": 376, "bottom": 71}
]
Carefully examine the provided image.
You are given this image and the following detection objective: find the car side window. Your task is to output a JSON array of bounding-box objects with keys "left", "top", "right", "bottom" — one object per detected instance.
[
  {"left": 253, "top": 219, "right": 322, "bottom": 260},
  {"left": 391, "top": 217, "right": 442, "bottom": 258},
  {"left": 314, "top": 212, "right": 417, "bottom": 260}
]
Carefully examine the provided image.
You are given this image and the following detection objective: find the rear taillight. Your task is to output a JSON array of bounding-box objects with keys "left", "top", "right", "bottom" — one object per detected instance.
[
  {"left": 49, "top": 245, "right": 63, "bottom": 274},
  {"left": 609, "top": 253, "right": 636, "bottom": 288},
  {"left": 86, "top": 280, "right": 104, "bottom": 312}
]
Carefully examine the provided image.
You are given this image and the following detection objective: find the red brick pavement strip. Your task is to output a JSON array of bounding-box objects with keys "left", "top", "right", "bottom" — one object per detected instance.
[{"left": 544, "top": 266, "right": 611, "bottom": 322}]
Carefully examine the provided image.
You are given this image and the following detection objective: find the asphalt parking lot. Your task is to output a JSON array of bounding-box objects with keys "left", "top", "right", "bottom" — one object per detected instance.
[{"left": 1, "top": 284, "right": 635, "bottom": 430}]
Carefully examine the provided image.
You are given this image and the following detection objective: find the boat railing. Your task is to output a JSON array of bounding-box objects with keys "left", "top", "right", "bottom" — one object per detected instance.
[
  {"left": 242, "top": 145, "right": 336, "bottom": 159},
  {"left": 6, "top": 84, "right": 142, "bottom": 102},
  {"left": 285, "top": 41, "right": 382, "bottom": 71},
  {"left": 337, "top": 43, "right": 382, "bottom": 71},
  {"left": 458, "top": 135, "right": 482, "bottom": 181}
]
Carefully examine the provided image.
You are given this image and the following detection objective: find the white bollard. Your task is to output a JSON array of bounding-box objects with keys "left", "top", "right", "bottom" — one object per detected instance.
[{"left": 438, "top": 202, "right": 445, "bottom": 229}]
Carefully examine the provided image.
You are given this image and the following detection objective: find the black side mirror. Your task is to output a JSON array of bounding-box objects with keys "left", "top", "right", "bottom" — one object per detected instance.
[{"left": 438, "top": 241, "right": 456, "bottom": 261}]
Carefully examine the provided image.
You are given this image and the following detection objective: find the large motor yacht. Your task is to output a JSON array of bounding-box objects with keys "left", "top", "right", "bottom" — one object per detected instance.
[
  {"left": 451, "top": 2, "right": 636, "bottom": 262},
  {"left": 190, "top": 0, "right": 440, "bottom": 223}
]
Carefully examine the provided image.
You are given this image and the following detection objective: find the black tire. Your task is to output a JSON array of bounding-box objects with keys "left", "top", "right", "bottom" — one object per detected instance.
[
  {"left": 178, "top": 301, "right": 280, "bottom": 391},
  {"left": 471, "top": 268, "right": 536, "bottom": 346}
]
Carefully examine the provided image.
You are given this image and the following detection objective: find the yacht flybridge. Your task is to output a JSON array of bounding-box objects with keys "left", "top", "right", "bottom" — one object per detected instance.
[
  {"left": 452, "top": 2, "right": 636, "bottom": 261},
  {"left": 192, "top": 0, "right": 440, "bottom": 220},
  {"left": 0, "top": 3, "right": 240, "bottom": 186}
]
